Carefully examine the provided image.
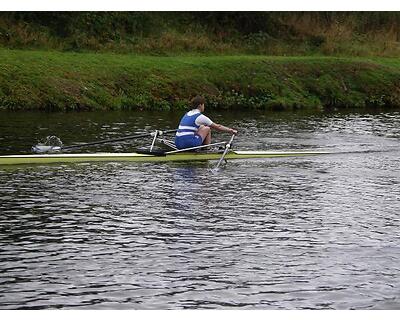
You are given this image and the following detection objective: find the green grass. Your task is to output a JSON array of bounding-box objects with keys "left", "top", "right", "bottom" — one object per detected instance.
[{"left": 1, "top": 49, "right": 400, "bottom": 111}]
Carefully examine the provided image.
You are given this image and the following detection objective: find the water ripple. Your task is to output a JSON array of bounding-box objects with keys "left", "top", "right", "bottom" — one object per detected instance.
[{"left": 1, "top": 110, "right": 400, "bottom": 309}]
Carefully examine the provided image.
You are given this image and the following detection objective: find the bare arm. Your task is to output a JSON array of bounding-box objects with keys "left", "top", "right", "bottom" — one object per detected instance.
[{"left": 210, "top": 123, "right": 237, "bottom": 134}]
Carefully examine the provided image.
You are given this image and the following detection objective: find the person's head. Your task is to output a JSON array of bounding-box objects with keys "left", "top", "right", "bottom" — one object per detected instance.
[{"left": 191, "top": 95, "right": 205, "bottom": 112}]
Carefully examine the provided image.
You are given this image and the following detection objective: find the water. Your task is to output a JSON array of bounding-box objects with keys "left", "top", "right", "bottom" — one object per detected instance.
[{"left": 0, "top": 109, "right": 400, "bottom": 309}]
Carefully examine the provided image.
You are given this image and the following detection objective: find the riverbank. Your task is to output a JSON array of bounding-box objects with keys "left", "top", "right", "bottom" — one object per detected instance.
[
  {"left": 2, "top": 13, "right": 400, "bottom": 56},
  {"left": 1, "top": 49, "right": 400, "bottom": 111}
]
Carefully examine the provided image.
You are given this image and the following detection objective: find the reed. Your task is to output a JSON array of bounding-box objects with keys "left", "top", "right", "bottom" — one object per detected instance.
[{"left": 1, "top": 12, "right": 399, "bottom": 56}]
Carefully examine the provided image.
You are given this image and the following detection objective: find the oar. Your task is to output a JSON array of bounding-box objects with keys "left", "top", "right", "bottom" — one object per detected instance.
[
  {"left": 213, "top": 134, "right": 235, "bottom": 171},
  {"left": 32, "top": 129, "right": 177, "bottom": 153}
]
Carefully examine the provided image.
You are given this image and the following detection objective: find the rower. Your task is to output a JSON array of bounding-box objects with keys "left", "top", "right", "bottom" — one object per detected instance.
[{"left": 175, "top": 96, "right": 237, "bottom": 149}]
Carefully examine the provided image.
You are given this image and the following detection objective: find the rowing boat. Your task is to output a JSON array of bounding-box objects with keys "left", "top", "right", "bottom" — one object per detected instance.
[
  {"left": 0, "top": 130, "right": 330, "bottom": 166},
  {"left": 0, "top": 150, "right": 329, "bottom": 166}
]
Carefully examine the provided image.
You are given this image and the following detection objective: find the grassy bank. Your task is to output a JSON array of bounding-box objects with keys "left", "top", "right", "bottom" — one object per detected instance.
[{"left": 1, "top": 49, "right": 400, "bottom": 111}]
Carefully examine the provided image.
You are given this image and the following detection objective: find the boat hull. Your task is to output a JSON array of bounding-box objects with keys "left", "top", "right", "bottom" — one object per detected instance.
[{"left": 0, "top": 150, "right": 329, "bottom": 166}]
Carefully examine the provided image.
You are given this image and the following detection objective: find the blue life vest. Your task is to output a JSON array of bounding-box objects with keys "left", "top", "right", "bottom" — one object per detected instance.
[{"left": 176, "top": 111, "right": 202, "bottom": 137}]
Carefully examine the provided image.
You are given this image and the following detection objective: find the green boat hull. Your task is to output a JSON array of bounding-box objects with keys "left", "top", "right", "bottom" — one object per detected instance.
[{"left": 0, "top": 150, "right": 330, "bottom": 166}]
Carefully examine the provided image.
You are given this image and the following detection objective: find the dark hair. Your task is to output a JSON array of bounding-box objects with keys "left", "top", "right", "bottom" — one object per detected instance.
[{"left": 191, "top": 95, "right": 205, "bottom": 109}]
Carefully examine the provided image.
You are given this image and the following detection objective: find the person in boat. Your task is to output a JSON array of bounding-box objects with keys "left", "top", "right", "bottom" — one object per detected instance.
[{"left": 175, "top": 95, "right": 237, "bottom": 150}]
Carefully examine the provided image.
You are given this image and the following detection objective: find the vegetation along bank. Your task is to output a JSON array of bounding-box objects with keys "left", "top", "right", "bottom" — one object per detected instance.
[
  {"left": 1, "top": 49, "right": 400, "bottom": 111},
  {"left": 1, "top": 12, "right": 400, "bottom": 111},
  {"left": 1, "top": 12, "right": 400, "bottom": 56}
]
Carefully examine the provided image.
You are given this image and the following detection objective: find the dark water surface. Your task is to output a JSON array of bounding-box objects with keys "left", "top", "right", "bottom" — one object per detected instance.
[{"left": 0, "top": 109, "right": 399, "bottom": 309}]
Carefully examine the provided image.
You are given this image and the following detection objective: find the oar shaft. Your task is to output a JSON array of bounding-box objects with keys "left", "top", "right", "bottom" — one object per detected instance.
[
  {"left": 62, "top": 129, "right": 176, "bottom": 151},
  {"left": 214, "top": 134, "right": 235, "bottom": 169}
]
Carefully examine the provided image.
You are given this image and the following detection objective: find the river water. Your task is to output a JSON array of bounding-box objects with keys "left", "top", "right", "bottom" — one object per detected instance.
[{"left": 0, "top": 109, "right": 399, "bottom": 309}]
